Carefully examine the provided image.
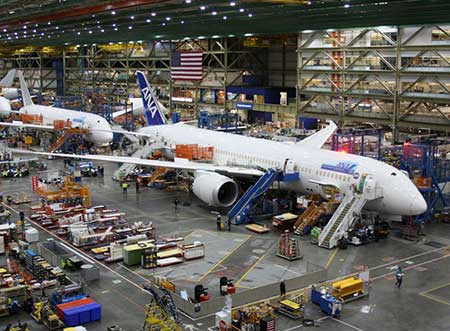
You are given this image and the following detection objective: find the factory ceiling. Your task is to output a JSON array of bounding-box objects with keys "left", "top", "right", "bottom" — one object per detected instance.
[{"left": 1, "top": 0, "right": 450, "bottom": 46}]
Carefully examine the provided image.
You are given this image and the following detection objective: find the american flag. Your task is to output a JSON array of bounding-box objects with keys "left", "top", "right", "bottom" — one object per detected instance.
[{"left": 171, "top": 51, "right": 203, "bottom": 80}]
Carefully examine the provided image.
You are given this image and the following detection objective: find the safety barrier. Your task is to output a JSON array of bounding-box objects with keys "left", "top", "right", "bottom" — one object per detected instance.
[{"left": 171, "top": 263, "right": 327, "bottom": 319}]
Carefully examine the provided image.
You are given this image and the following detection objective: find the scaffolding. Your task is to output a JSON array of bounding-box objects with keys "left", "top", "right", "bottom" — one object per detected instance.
[{"left": 296, "top": 25, "right": 450, "bottom": 136}]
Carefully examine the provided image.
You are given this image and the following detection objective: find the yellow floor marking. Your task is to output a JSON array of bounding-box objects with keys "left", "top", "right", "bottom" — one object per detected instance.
[
  {"left": 196, "top": 234, "right": 251, "bottom": 283},
  {"left": 420, "top": 293, "right": 450, "bottom": 307},
  {"left": 235, "top": 252, "right": 268, "bottom": 287},
  {"left": 325, "top": 248, "right": 339, "bottom": 269},
  {"left": 420, "top": 281, "right": 450, "bottom": 295}
]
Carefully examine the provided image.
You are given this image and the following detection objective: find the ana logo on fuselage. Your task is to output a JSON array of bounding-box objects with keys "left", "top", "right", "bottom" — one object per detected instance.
[
  {"left": 142, "top": 87, "right": 159, "bottom": 119},
  {"left": 321, "top": 161, "right": 360, "bottom": 178}
]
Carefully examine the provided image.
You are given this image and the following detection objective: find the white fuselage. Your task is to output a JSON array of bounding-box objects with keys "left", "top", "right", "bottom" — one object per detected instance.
[
  {"left": 140, "top": 124, "right": 427, "bottom": 216},
  {"left": 21, "top": 104, "right": 113, "bottom": 145},
  {"left": 112, "top": 98, "right": 167, "bottom": 118}
]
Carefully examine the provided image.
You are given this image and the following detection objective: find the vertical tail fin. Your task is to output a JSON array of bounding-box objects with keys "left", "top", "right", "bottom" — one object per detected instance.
[
  {"left": 136, "top": 70, "right": 166, "bottom": 126},
  {"left": 17, "top": 70, "right": 33, "bottom": 107},
  {"left": 0, "top": 69, "right": 16, "bottom": 87}
]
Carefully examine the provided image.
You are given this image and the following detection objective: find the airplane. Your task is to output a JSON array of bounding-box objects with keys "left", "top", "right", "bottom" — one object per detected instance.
[
  {"left": 11, "top": 70, "right": 428, "bottom": 218},
  {"left": 111, "top": 97, "right": 167, "bottom": 119},
  {"left": 0, "top": 70, "right": 17, "bottom": 117},
  {"left": 0, "top": 70, "right": 114, "bottom": 146}
]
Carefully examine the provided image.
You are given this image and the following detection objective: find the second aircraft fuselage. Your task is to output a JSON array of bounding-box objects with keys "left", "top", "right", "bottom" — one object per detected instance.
[{"left": 21, "top": 104, "right": 113, "bottom": 145}]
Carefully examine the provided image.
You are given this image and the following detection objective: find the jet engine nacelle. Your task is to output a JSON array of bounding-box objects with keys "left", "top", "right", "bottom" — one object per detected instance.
[
  {"left": 192, "top": 171, "right": 239, "bottom": 207},
  {"left": 0, "top": 97, "right": 11, "bottom": 117}
]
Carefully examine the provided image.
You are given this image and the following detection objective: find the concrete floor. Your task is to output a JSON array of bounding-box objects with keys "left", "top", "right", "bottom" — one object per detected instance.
[{"left": 1, "top": 158, "right": 450, "bottom": 331}]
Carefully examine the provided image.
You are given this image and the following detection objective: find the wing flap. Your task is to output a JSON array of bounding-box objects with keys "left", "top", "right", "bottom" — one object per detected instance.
[{"left": 0, "top": 122, "right": 54, "bottom": 130}]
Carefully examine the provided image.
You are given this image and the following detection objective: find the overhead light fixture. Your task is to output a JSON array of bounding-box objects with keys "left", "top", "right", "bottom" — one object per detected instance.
[
  {"left": 248, "top": 13, "right": 253, "bottom": 17},
  {"left": 181, "top": 20, "right": 185, "bottom": 24},
  {"left": 185, "top": 0, "right": 191, "bottom": 3},
  {"left": 166, "top": 17, "right": 171, "bottom": 21},
  {"left": 130, "top": 16, "right": 135, "bottom": 19},
  {"left": 344, "top": 3, "right": 350, "bottom": 8},
  {"left": 101, "top": 29, "right": 105, "bottom": 33},
  {"left": 162, "top": 22, "right": 166, "bottom": 26},
  {"left": 9, "top": 10, "right": 15, "bottom": 14},
  {"left": 151, "top": 12, "right": 156, "bottom": 16},
  {"left": 223, "top": 16, "right": 227, "bottom": 20},
  {"left": 230, "top": 1, "right": 236, "bottom": 6},
  {"left": 47, "top": 21, "right": 51, "bottom": 25},
  {"left": 111, "top": 11, "right": 116, "bottom": 15},
  {"left": 212, "top": 11, "right": 217, "bottom": 15},
  {"left": 200, "top": 5, "right": 206, "bottom": 10},
  {"left": 128, "top": 25, "right": 133, "bottom": 29},
  {"left": 239, "top": 8, "right": 245, "bottom": 12},
  {"left": 114, "top": 27, "right": 118, "bottom": 31},
  {"left": 146, "top": 19, "right": 151, "bottom": 23}
]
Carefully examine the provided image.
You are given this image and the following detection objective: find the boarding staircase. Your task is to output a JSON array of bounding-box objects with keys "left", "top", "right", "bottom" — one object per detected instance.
[
  {"left": 147, "top": 167, "right": 169, "bottom": 187},
  {"left": 294, "top": 203, "right": 322, "bottom": 235},
  {"left": 112, "top": 143, "right": 156, "bottom": 181},
  {"left": 318, "top": 174, "right": 383, "bottom": 249},
  {"left": 48, "top": 135, "right": 66, "bottom": 152},
  {"left": 228, "top": 168, "right": 279, "bottom": 225}
]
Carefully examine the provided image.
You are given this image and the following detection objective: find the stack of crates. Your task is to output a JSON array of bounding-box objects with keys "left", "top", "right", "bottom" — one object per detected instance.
[
  {"left": 56, "top": 298, "right": 102, "bottom": 327},
  {"left": 23, "top": 249, "right": 66, "bottom": 282}
]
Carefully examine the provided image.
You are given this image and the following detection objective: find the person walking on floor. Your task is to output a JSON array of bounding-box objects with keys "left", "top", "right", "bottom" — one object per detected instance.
[
  {"left": 173, "top": 198, "right": 179, "bottom": 211},
  {"left": 395, "top": 266, "right": 404, "bottom": 288},
  {"left": 135, "top": 178, "right": 140, "bottom": 194},
  {"left": 280, "top": 280, "right": 286, "bottom": 298},
  {"left": 121, "top": 182, "right": 128, "bottom": 195},
  {"left": 216, "top": 214, "right": 222, "bottom": 231}
]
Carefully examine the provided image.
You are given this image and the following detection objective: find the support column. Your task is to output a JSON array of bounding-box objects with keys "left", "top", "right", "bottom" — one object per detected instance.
[
  {"left": 223, "top": 37, "right": 229, "bottom": 113},
  {"left": 296, "top": 33, "right": 302, "bottom": 129},
  {"left": 393, "top": 26, "right": 401, "bottom": 142}
]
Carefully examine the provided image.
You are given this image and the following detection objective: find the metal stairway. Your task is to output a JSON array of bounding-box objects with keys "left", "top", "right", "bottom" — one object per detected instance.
[
  {"left": 48, "top": 135, "right": 66, "bottom": 152},
  {"left": 228, "top": 168, "right": 279, "bottom": 225},
  {"left": 318, "top": 174, "right": 382, "bottom": 249},
  {"left": 318, "top": 195, "right": 363, "bottom": 249},
  {"left": 112, "top": 143, "right": 156, "bottom": 181}
]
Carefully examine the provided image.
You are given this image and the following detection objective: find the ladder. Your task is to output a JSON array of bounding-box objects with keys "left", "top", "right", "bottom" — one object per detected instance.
[
  {"left": 161, "top": 288, "right": 181, "bottom": 324},
  {"left": 228, "top": 168, "right": 279, "bottom": 225}
]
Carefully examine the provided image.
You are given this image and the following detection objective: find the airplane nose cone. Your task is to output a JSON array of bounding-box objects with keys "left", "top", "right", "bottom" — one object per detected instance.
[{"left": 409, "top": 194, "right": 427, "bottom": 215}]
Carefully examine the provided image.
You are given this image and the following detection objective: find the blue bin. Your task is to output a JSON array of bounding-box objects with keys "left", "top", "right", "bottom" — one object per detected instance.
[
  {"left": 63, "top": 307, "right": 81, "bottom": 327},
  {"left": 89, "top": 303, "right": 102, "bottom": 321},
  {"left": 78, "top": 305, "right": 91, "bottom": 324}
]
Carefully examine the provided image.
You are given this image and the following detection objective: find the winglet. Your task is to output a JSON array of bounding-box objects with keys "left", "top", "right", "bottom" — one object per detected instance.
[
  {"left": 297, "top": 121, "right": 337, "bottom": 149},
  {"left": 136, "top": 70, "right": 166, "bottom": 126},
  {"left": 0, "top": 69, "right": 16, "bottom": 87},
  {"left": 17, "top": 70, "right": 33, "bottom": 107}
]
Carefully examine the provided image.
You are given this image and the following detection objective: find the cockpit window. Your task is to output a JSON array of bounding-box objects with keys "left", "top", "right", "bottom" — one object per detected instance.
[{"left": 391, "top": 172, "right": 397, "bottom": 176}]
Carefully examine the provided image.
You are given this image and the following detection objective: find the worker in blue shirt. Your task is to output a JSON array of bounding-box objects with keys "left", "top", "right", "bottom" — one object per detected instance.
[{"left": 395, "top": 267, "right": 404, "bottom": 288}]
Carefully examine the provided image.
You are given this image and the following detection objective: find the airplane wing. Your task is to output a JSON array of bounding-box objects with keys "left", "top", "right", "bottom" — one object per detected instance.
[
  {"left": 10, "top": 149, "right": 265, "bottom": 177},
  {"left": 0, "top": 121, "right": 54, "bottom": 130},
  {"left": 296, "top": 121, "right": 337, "bottom": 149}
]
